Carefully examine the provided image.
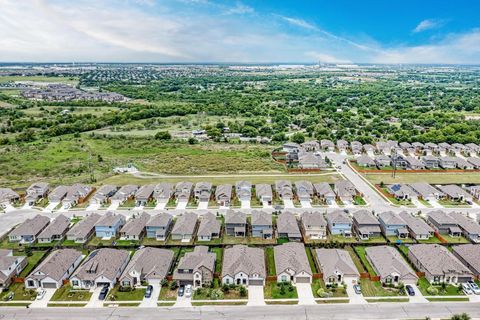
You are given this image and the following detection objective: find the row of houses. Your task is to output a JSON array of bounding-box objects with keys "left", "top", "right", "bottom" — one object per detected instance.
[
  {"left": 21, "top": 84, "right": 126, "bottom": 103},
  {"left": 387, "top": 182, "right": 477, "bottom": 203},
  {"left": 357, "top": 154, "right": 480, "bottom": 171}
]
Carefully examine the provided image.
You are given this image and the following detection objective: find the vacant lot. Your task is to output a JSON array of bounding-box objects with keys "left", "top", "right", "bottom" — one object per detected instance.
[
  {"left": 0, "top": 76, "right": 78, "bottom": 85},
  {"left": 361, "top": 172, "right": 480, "bottom": 184}
]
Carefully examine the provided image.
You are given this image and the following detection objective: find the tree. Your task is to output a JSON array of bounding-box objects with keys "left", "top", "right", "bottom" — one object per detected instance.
[
  {"left": 239, "top": 286, "right": 247, "bottom": 297},
  {"left": 450, "top": 313, "right": 471, "bottom": 320},
  {"left": 290, "top": 132, "right": 305, "bottom": 144},
  {"left": 154, "top": 131, "right": 172, "bottom": 140}
]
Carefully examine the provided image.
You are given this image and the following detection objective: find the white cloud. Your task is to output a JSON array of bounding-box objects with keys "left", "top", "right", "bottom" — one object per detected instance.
[
  {"left": 413, "top": 19, "right": 443, "bottom": 33},
  {"left": 224, "top": 2, "right": 254, "bottom": 15},
  {"left": 279, "top": 16, "right": 317, "bottom": 30},
  {"left": 305, "top": 51, "right": 352, "bottom": 64}
]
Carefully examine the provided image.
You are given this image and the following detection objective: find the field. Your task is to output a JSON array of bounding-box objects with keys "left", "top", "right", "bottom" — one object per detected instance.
[
  {"left": 0, "top": 75, "right": 78, "bottom": 85},
  {"left": 361, "top": 172, "right": 480, "bottom": 185}
]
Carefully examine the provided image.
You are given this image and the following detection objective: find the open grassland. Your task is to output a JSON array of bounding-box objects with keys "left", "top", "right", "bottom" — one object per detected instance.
[
  {"left": 361, "top": 172, "right": 480, "bottom": 184},
  {"left": 0, "top": 75, "right": 78, "bottom": 85}
]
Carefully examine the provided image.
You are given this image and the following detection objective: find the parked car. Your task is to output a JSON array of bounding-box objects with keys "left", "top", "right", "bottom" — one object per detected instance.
[
  {"left": 468, "top": 280, "right": 480, "bottom": 294},
  {"left": 178, "top": 285, "right": 185, "bottom": 297},
  {"left": 36, "top": 289, "right": 46, "bottom": 300},
  {"left": 185, "top": 284, "right": 192, "bottom": 298},
  {"left": 462, "top": 283, "right": 474, "bottom": 295},
  {"left": 405, "top": 285, "right": 415, "bottom": 296},
  {"left": 353, "top": 284, "right": 362, "bottom": 294},
  {"left": 98, "top": 286, "right": 109, "bottom": 300},
  {"left": 5, "top": 292, "right": 14, "bottom": 301},
  {"left": 145, "top": 285, "right": 153, "bottom": 298}
]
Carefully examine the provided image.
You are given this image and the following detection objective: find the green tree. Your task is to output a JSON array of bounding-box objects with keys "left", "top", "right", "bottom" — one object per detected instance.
[
  {"left": 154, "top": 131, "right": 172, "bottom": 140},
  {"left": 290, "top": 132, "right": 305, "bottom": 144}
]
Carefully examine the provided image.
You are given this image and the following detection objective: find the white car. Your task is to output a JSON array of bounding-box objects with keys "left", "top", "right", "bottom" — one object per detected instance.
[
  {"left": 185, "top": 284, "right": 192, "bottom": 298},
  {"left": 36, "top": 289, "right": 46, "bottom": 300},
  {"left": 468, "top": 280, "right": 480, "bottom": 295},
  {"left": 462, "top": 283, "right": 473, "bottom": 295}
]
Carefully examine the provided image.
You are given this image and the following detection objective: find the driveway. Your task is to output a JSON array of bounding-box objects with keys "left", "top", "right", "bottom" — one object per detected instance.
[
  {"left": 155, "top": 201, "right": 167, "bottom": 210},
  {"left": 86, "top": 287, "right": 104, "bottom": 308},
  {"left": 197, "top": 201, "right": 209, "bottom": 210},
  {"left": 300, "top": 200, "right": 312, "bottom": 208},
  {"left": 43, "top": 202, "right": 59, "bottom": 212},
  {"left": 411, "top": 198, "right": 426, "bottom": 209},
  {"left": 240, "top": 200, "right": 251, "bottom": 209},
  {"left": 344, "top": 277, "right": 366, "bottom": 304},
  {"left": 176, "top": 200, "right": 187, "bottom": 210},
  {"left": 247, "top": 285, "right": 265, "bottom": 306},
  {"left": 29, "top": 288, "right": 56, "bottom": 308},
  {"left": 283, "top": 199, "right": 294, "bottom": 209},
  {"left": 173, "top": 295, "right": 191, "bottom": 308},
  {"left": 140, "top": 282, "right": 160, "bottom": 308},
  {"left": 262, "top": 201, "right": 272, "bottom": 209},
  {"left": 107, "top": 203, "right": 119, "bottom": 210},
  {"left": 86, "top": 204, "right": 100, "bottom": 211},
  {"left": 429, "top": 199, "right": 444, "bottom": 208},
  {"left": 296, "top": 283, "right": 315, "bottom": 305},
  {"left": 407, "top": 284, "right": 428, "bottom": 303}
]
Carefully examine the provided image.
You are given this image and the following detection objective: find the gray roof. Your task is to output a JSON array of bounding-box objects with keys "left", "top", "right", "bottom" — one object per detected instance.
[
  {"left": 295, "top": 180, "right": 314, "bottom": 196},
  {"left": 48, "top": 185, "right": 69, "bottom": 202},
  {"left": 225, "top": 210, "right": 246, "bottom": 225},
  {"left": 378, "top": 211, "right": 407, "bottom": 226},
  {"left": 38, "top": 214, "right": 70, "bottom": 239},
  {"left": 366, "top": 246, "right": 417, "bottom": 281},
  {"left": 120, "top": 247, "right": 174, "bottom": 281},
  {"left": 171, "top": 212, "right": 197, "bottom": 235},
  {"left": 72, "top": 248, "right": 129, "bottom": 282},
  {"left": 357, "top": 155, "right": 375, "bottom": 166},
  {"left": 409, "top": 183, "right": 443, "bottom": 198},
  {"left": 174, "top": 246, "right": 215, "bottom": 280},
  {"left": 452, "top": 244, "right": 480, "bottom": 274},
  {"left": 197, "top": 212, "right": 221, "bottom": 237},
  {"left": 448, "top": 212, "right": 480, "bottom": 235},
  {"left": 313, "top": 182, "right": 335, "bottom": 197},
  {"left": 398, "top": 212, "right": 433, "bottom": 236},
  {"left": 66, "top": 213, "right": 101, "bottom": 239},
  {"left": 467, "top": 157, "right": 480, "bottom": 167},
  {"left": 436, "top": 184, "right": 471, "bottom": 198},
  {"left": 0, "top": 251, "right": 25, "bottom": 281},
  {"left": 25, "top": 183, "right": 49, "bottom": 200},
  {"left": 251, "top": 210, "right": 272, "bottom": 226},
  {"left": 301, "top": 211, "right": 327, "bottom": 228},
  {"left": 255, "top": 184, "right": 272, "bottom": 198},
  {"left": 325, "top": 210, "right": 352, "bottom": 225},
  {"left": 27, "top": 249, "right": 82, "bottom": 283},
  {"left": 194, "top": 182, "right": 212, "bottom": 193},
  {"left": 10, "top": 215, "right": 50, "bottom": 237},
  {"left": 174, "top": 181, "right": 193, "bottom": 198},
  {"left": 277, "top": 211, "right": 301, "bottom": 235},
  {"left": 153, "top": 183, "right": 174, "bottom": 200},
  {"left": 274, "top": 242, "right": 311, "bottom": 276},
  {"left": 91, "top": 185, "right": 117, "bottom": 202},
  {"left": 135, "top": 184, "right": 155, "bottom": 200},
  {"left": 315, "top": 249, "right": 359, "bottom": 279},
  {"left": 405, "top": 156, "right": 425, "bottom": 168},
  {"left": 111, "top": 185, "right": 138, "bottom": 201},
  {"left": 146, "top": 212, "right": 172, "bottom": 228},
  {"left": 334, "top": 180, "right": 357, "bottom": 197},
  {"left": 215, "top": 184, "right": 232, "bottom": 200},
  {"left": 95, "top": 212, "right": 125, "bottom": 227},
  {"left": 222, "top": 245, "right": 265, "bottom": 278},
  {"left": 387, "top": 184, "right": 418, "bottom": 198},
  {"left": 63, "top": 184, "right": 93, "bottom": 202},
  {"left": 120, "top": 212, "right": 150, "bottom": 237},
  {"left": 352, "top": 210, "right": 379, "bottom": 225},
  {"left": 428, "top": 210, "right": 457, "bottom": 225},
  {"left": 409, "top": 244, "right": 472, "bottom": 277}
]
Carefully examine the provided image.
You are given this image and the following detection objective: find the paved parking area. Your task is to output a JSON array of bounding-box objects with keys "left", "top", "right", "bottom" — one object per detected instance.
[
  {"left": 86, "top": 287, "right": 104, "bottom": 308},
  {"left": 247, "top": 285, "right": 265, "bottom": 306},
  {"left": 408, "top": 284, "right": 428, "bottom": 303},
  {"left": 29, "top": 288, "right": 56, "bottom": 308},
  {"left": 296, "top": 283, "right": 315, "bottom": 305},
  {"left": 344, "top": 277, "right": 366, "bottom": 304},
  {"left": 140, "top": 282, "right": 160, "bottom": 308}
]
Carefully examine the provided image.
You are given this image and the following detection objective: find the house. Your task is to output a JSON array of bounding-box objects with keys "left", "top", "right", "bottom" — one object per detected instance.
[
  {"left": 94, "top": 212, "right": 126, "bottom": 239},
  {"left": 298, "top": 152, "right": 328, "bottom": 169},
  {"left": 352, "top": 210, "right": 381, "bottom": 240},
  {"left": 153, "top": 183, "right": 173, "bottom": 203},
  {"left": 334, "top": 180, "right": 357, "bottom": 203},
  {"left": 197, "top": 212, "right": 221, "bottom": 241},
  {"left": 409, "top": 183, "right": 444, "bottom": 201},
  {"left": 294, "top": 180, "right": 314, "bottom": 202},
  {"left": 0, "top": 250, "right": 27, "bottom": 288},
  {"left": 145, "top": 212, "right": 173, "bottom": 241},
  {"left": 357, "top": 155, "right": 376, "bottom": 168},
  {"left": 282, "top": 142, "right": 301, "bottom": 154},
  {"left": 467, "top": 157, "right": 480, "bottom": 169},
  {"left": 8, "top": 215, "right": 50, "bottom": 243},
  {"left": 62, "top": 184, "right": 93, "bottom": 209},
  {"left": 438, "top": 142, "right": 451, "bottom": 155},
  {"left": 37, "top": 214, "right": 70, "bottom": 243},
  {"left": 25, "top": 249, "right": 82, "bottom": 289},
  {"left": 399, "top": 142, "right": 412, "bottom": 150},
  {"left": 47, "top": 185, "right": 69, "bottom": 203},
  {"left": 110, "top": 185, "right": 138, "bottom": 206},
  {"left": 336, "top": 140, "right": 349, "bottom": 153},
  {"left": 325, "top": 210, "right": 352, "bottom": 237},
  {"left": 405, "top": 156, "right": 425, "bottom": 170},
  {"left": 398, "top": 212, "right": 434, "bottom": 240},
  {"left": 65, "top": 213, "right": 101, "bottom": 243},
  {"left": 300, "top": 211, "right": 326, "bottom": 240},
  {"left": 225, "top": 210, "right": 246, "bottom": 237},
  {"left": 194, "top": 182, "right": 212, "bottom": 202},
  {"left": 314, "top": 182, "right": 336, "bottom": 205},
  {"left": 256, "top": 184, "right": 273, "bottom": 204},
  {"left": 436, "top": 184, "right": 473, "bottom": 202},
  {"left": 25, "top": 182, "right": 49, "bottom": 206},
  {"left": 215, "top": 184, "right": 232, "bottom": 206},
  {"left": 320, "top": 139, "right": 335, "bottom": 151},
  {"left": 452, "top": 244, "right": 480, "bottom": 277},
  {"left": 171, "top": 212, "right": 197, "bottom": 241},
  {"left": 70, "top": 248, "right": 130, "bottom": 289},
  {"left": 222, "top": 245, "right": 265, "bottom": 286},
  {"left": 390, "top": 153, "right": 408, "bottom": 169},
  {"left": 465, "top": 143, "right": 480, "bottom": 156},
  {"left": 378, "top": 211, "right": 409, "bottom": 239},
  {"left": 301, "top": 140, "right": 320, "bottom": 151},
  {"left": 315, "top": 249, "right": 359, "bottom": 285},
  {"left": 386, "top": 184, "right": 418, "bottom": 201},
  {"left": 350, "top": 141, "right": 363, "bottom": 155},
  {"left": 90, "top": 185, "right": 117, "bottom": 205},
  {"left": 451, "top": 143, "right": 466, "bottom": 155},
  {"left": 455, "top": 157, "right": 474, "bottom": 170},
  {"left": 235, "top": 181, "right": 252, "bottom": 201},
  {"left": 374, "top": 155, "right": 391, "bottom": 168},
  {"left": 427, "top": 210, "right": 462, "bottom": 237},
  {"left": 174, "top": 181, "right": 193, "bottom": 203},
  {"left": 448, "top": 212, "right": 480, "bottom": 243},
  {"left": 468, "top": 185, "right": 480, "bottom": 200},
  {"left": 119, "top": 247, "right": 174, "bottom": 287},
  {"left": 412, "top": 142, "right": 424, "bottom": 151},
  {"left": 173, "top": 246, "right": 215, "bottom": 288},
  {"left": 251, "top": 210, "right": 273, "bottom": 239},
  {"left": 274, "top": 242, "right": 312, "bottom": 283},
  {"left": 366, "top": 246, "right": 418, "bottom": 285},
  {"left": 424, "top": 143, "right": 439, "bottom": 154},
  {"left": 408, "top": 244, "right": 473, "bottom": 284},
  {"left": 134, "top": 184, "right": 155, "bottom": 206},
  {"left": 422, "top": 155, "right": 440, "bottom": 169},
  {"left": 119, "top": 212, "right": 150, "bottom": 241},
  {"left": 363, "top": 144, "right": 375, "bottom": 156},
  {"left": 439, "top": 156, "right": 457, "bottom": 169},
  {"left": 277, "top": 211, "right": 302, "bottom": 240}
]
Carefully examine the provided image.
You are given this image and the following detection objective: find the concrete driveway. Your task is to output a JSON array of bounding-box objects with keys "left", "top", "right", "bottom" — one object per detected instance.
[
  {"left": 176, "top": 200, "right": 188, "bottom": 210},
  {"left": 86, "top": 204, "right": 100, "bottom": 211},
  {"left": 411, "top": 198, "right": 426, "bottom": 209},
  {"left": 29, "top": 288, "right": 56, "bottom": 308},
  {"left": 262, "top": 201, "right": 272, "bottom": 209},
  {"left": 300, "top": 200, "right": 312, "bottom": 208},
  {"left": 43, "top": 202, "right": 59, "bottom": 212},
  {"left": 240, "top": 200, "right": 251, "bottom": 209},
  {"left": 344, "top": 277, "right": 366, "bottom": 304},
  {"left": 86, "top": 287, "right": 104, "bottom": 308},
  {"left": 283, "top": 199, "right": 294, "bottom": 209},
  {"left": 173, "top": 295, "right": 191, "bottom": 308},
  {"left": 429, "top": 199, "right": 444, "bottom": 208},
  {"left": 197, "top": 201, "right": 208, "bottom": 210},
  {"left": 155, "top": 201, "right": 167, "bottom": 210},
  {"left": 296, "top": 283, "right": 315, "bottom": 305},
  {"left": 407, "top": 284, "right": 428, "bottom": 303},
  {"left": 247, "top": 285, "right": 265, "bottom": 306},
  {"left": 140, "top": 282, "right": 160, "bottom": 308}
]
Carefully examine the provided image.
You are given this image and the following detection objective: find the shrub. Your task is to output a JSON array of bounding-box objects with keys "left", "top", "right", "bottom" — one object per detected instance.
[
  {"left": 426, "top": 286, "right": 439, "bottom": 295},
  {"left": 210, "top": 289, "right": 224, "bottom": 300},
  {"left": 222, "top": 284, "right": 230, "bottom": 293},
  {"left": 170, "top": 280, "right": 178, "bottom": 290},
  {"left": 239, "top": 286, "right": 247, "bottom": 297},
  {"left": 161, "top": 279, "right": 168, "bottom": 287}
]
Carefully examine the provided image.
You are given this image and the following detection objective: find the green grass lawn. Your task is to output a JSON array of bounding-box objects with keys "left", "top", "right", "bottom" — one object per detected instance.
[
  {"left": 417, "top": 277, "right": 464, "bottom": 296},
  {"left": 50, "top": 285, "right": 92, "bottom": 301},
  {"left": 211, "top": 247, "right": 223, "bottom": 274},
  {"left": 357, "top": 236, "right": 387, "bottom": 244},
  {"left": 193, "top": 282, "right": 247, "bottom": 300},
  {"left": 386, "top": 236, "right": 415, "bottom": 244},
  {"left": 416, "top": 236, "right": 443, "bottom": 244},
  {"left": 114, "top": 239, "right": 140, "bottom": 247},
  {"left": 311, "top": 279, "right": 348, "bottom": 298},
  {"left": 305, "top": 247, "right": 317, "bottom": 273},
  {"left": 263, "top": 282, "right": 298, "bottom": 299},
  {"left": 328, "top": 235, "right": 358, "bottom": 243},
  {"left": 359, "top": 279, "right": 405, "bottom": 297},
  {"left": 354, "top": 246, "right": 376, "bottom": 276},
  {"left": 88, "top": 237, "right": 115, "bottom": 246},
  {"left": 345, "top": 246, "right": 366, "bottom": 273},
  {"left": 265, "top": 247, "right": 276, "bottom": 276},
  {"left": 18, "top": 251, "right": 47, "bottom": 278},
  {"left": 61, "top": 240, "right": 83, "bottom": 247},
  {"left": 438, "top": 235, "right": 469, "bottom": 244},
  {"left": 107, "top": 286, "right": 146, "bottom": 301},
  {"left": 158, "top": 283, "right": 178, "bottom": 301},
  {"left": 1, "top": 283, "right": 37, "bottom": 301}
]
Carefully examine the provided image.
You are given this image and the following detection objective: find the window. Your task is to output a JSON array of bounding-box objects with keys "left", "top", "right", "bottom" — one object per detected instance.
[
  {"left": 225, "top": 279, "right": 229, "bottom": 284},
  {"left": 72, "top": 280, "right": 79, "bottom": 286},
  {"left": 281, "top": 275, "right": 287, "bottom": 282}
]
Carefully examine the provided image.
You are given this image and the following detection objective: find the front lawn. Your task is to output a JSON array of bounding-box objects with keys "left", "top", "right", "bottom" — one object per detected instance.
[
  {"left": 264, "top": 282, "right": 298, "bottom": 299},
  {"left": 417, "top": 277, "right": 464, "bottom": 296},
  {"left": 311, "top": 279, "right": 347, "bottom": 298},
  {"left": 359, "top": 279, "right": 406, "bottom": 297},
  {"left": 51, "top": 285, "right": 92, "bottom": 301},
  {"left": 158, "top": 282, "right": 178, "bottom": 301},
  {"left": 1, "top": 283, "right": 37, "bottom": 301},
  {"left": 193, "top": 283, "right": 247, "bottom": 300},
  {"left": 107, "top": 286, "right": 146, "bottom": 301}
]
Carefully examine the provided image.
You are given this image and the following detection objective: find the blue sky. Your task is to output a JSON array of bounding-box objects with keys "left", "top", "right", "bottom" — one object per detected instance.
[{"left": 1, "top": 0, "right": 480, "bottom": 63}]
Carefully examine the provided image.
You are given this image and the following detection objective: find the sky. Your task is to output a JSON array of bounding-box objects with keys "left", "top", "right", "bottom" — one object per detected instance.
[{"left": 1, "top": 0, "right": 480, "bottom": 64}]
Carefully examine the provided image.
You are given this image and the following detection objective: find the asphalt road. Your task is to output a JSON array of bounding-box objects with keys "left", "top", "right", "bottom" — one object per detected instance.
[{"left": 0, "top": 302, "right": 479, "bottom": 320}]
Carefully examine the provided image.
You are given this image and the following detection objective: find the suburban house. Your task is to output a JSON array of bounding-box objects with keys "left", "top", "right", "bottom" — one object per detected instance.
[
  {"left": 153, "top": 183, "right": 174, "bottom": 203},
  {"left": 173, "top": 246, "right": 215, "bottom": 288},
  {"left": 377, "top": 211, "right": 409, "bottom": 239},
  {"left": 62, "top": 184, "right": 93, "bottom": 209},
  {"left": 334, "top": 180, "right": 357, "bottom": 204},
  {"left": 436, "top": 184, "right": 473, "bottom": 202},
  {"left": 255, "top": 184, "right": 273, "bottom": 204},
  {"left": 352, "top": 210, "right": 382, "bottom": 240},
  {"left": 0, "top": 250, "right": 27, "bottom": 288},
  {"left": 294, "top": 180, "right": 314, "bottom": 202},
  {"left": 25, "top": 182, "right": 49, "bottom": 206},
  {"left": 70, "top": 248, "right": 130, "bottom": 289},
  {"left": 301, "top": 140, "right": 320, "bottom": 151},
  {"left": 194, "top": 182, "right": 213, "bottom": 202},
  {"left": 398, "top": 211, "right": 434, "bottom": 240},
  {"left": 439, "top": 156, "right": 457, "bottom": 169},
  {"left": 90, "top": 185, "right": 117, "bottom": 205},
  {"left": 465, "top": 143, "right": 480, "bottom": 155},
  {"left": 422, "top": 155, "right": 440, "bottom": 169},
  {"left": 336, "top": 140, "right": 349, "bottom": 153},
  {"left": 225, "top": 210, "right": 247, "bottom": 237},
  {"left": 467, "top": 157, "right": 480, "bottom": 169},
  {"left": 215, "top": 184, "right": 232, "bottom": 207},
  {"left": 455, "top": 157, "right": 474, "bottom": 170},
  {"left": 300, "top": 211, "right": 327, "bottom": 240},
  {"left": 468, "top": 185, "right": 480, "bottom": 200},
  {"left": 438, "top": 142, "right": 451, "bottom": 155},
  {"left": 47, "top": 185, "right": 69, "bottom": 204},
  {"left": 408, "top": 244, "right": 473, "bottom": 284},
  {"left": 448, "top": 212, "right": 480, "bottom": 243},
  {"left": 134, "top": 184, "right": 155, "bottom": 206},
  {"left": 94, "top": 212, "right": 126, "bottom": 239},
  {"left": 405, "top": 156, "right": 425, "bottom": 170},
  {"left": 452, "top": 244, "right": 480, "bottom": 277},
  {"left": 325, "top": 210, "right": 352, "bottom": 237},
  {"left": 350, "top": 141, "right": 363, "bottom": 155},
  {"left": 412, "top": 142, "right": 424, "bottom": 151},
  {"left": 314, "top": 182, "right": 336, "bottom": 205},
  {"left": 297, "top": 152, "right": 328, "bottom": 169},
  {"left": 274, "top": 242, "right": 312, "bottom": 283},
  {"left": 119, "top": 212, "right": 150, "bottom": 241},
  {"left": 320, "top": 139, "right": 335, "bottom": 151},
  {"left": 357, "top": 155, "right": 376, "bottom": 168},
  {"left": 25, "top": 249, "right": 82, "bottom": 289},
  {"left": 119, "top": 247, "right": 174, "bottom": 287},
  {"left": 315, "top": 249, "right": 360, "bottom": 285},
  {"left": 386, "top": 184, "right": 418, "bottom": 200},
  {"left": 251, "top": 210, "right": 273, "bottom": 239},
  {"left": 282, "top": 142, "right": 301, "bottom": 154},
  {"left": 277, "top": 211, "right": 302, "bottom": 240},
  {"left": 145, "top": 212, "right": 173, "bottom": 241},
  {"left": 110, "top": 185, "right": 138, "bottom": 206},
  {"left": 37, "top": 214, "right": 70, "bottom": 243},
  {"left": 275, "top": 180, "right": 293, "bottom": 200},
  {"left": 222, "top": 245, "right": 265, "bottom": 286},
  {"left": 424, "top": 143, "right": 439, "bottom": 155},
  {"left": 363, "top": 144, "right": 375, "bottom": 156},
  {"left": 235, "top": 181, "right": 252, "bottom": 201},
  {"left": 197, "top": 212, "right": 221, "bottom": 241},
  {"left": 65, "top": 213, "right": 101, "bottom": 243},
  {"left": 8, "top": 215, "right": 50, "bottom": 243},
  {"left": 366, "top": 246, "right": 418, "bottom": 285},
  {"left": 174, "top": 181, "right": 193, "bottom": 203},
  {"left": 374, "top": 155, "right": 391, "bottom": 168},
  {"left": 427, "top": 210, "right": 462, "bottom": 237},
  {"left": 171, "top": 212, "right": 198, "bottom": 241},
  {"left": 409, "top": 183, "right": 444, "bottom": 201}
]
